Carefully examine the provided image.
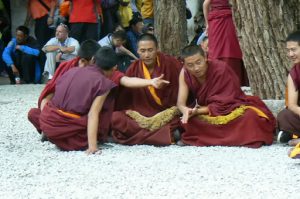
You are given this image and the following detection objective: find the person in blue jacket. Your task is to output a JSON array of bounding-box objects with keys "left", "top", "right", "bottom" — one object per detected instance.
[{"left": 2, "top": 25, "right": 41, "bottom": 84}]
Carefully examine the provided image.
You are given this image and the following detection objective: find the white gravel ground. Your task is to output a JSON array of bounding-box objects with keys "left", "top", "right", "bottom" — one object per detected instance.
[{"left": 0, "top": 85, "right": 299, "bottom": 199}]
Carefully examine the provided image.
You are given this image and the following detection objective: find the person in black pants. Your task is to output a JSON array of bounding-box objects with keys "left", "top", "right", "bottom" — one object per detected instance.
[{"left": 2, "top": 26, "right": 41, "bottom": 84}]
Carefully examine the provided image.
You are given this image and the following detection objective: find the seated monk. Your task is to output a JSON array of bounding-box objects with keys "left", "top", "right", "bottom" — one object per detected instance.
[
  {"left": 277, "top": 30, "right": 300, "bottom": 147},
  {"left": 177, "top": 45, "right": 275, "bottom": 148},
  {"left": 38, "top": 47, "right": 119, "bottom": 153},
  {"left": 111, "top": 33, "right": 183, "bottom": 145},
  {"left": 28, "top": 40, "right": 169, "bottom": 144}
]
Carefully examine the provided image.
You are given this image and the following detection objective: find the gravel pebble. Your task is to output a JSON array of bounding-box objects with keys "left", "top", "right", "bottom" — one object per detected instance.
[{"left": 0, "top": 85, "right": 297, "bottom": 199}]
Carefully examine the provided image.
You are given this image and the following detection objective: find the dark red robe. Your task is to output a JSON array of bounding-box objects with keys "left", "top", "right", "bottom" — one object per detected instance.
[
  {"left": 28, "top": 57, "right": 80, "bottom": 133},
  {"left": 181, "top": 60, "right": 275, "bottom": 148},
  {"left": 28, "top": 58, "right": 124, "bottom": 141},
  {"left": 208, "top": 0, "right": 248, "bottom": 86},
  {"left": 112, "top": 52, "right": 182, "bottom": 145},
  {"left": 39, "top": 66, "right": 116, "bottom": 151}
]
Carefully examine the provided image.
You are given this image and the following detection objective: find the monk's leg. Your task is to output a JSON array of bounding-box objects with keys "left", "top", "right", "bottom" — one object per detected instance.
[
  {"left": 277, "top": 108, "right": 300, "bottom": 144},
  {"left": 28, "top": 108, "right": 42, "bottom": 133},
  {"left": 111, "top": 111, "right": 173, "bottom": 145}
]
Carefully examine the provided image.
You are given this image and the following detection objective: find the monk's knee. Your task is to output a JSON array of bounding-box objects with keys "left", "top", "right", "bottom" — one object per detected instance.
[
  {"left": 28, "top": 108, "right": 40, "bottom": 122},
  {"left": 28, "top": 108, "right": 42, "bottom": 132},
  {"left": 111, "top": 111, "right": 125, "bottom": 124}
]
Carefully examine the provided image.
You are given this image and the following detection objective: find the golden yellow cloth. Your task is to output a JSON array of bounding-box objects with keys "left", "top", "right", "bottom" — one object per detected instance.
[
  {"left": 142, "top": 58, "right": 162, "bottom": 106},
  {"left": 135, "top": 0, "right": 143, "bottom": 12},
  {"left": 118, "top": 0, "right": 133, "bottom": 28},
  {"left": 289, "top": 143, "right": 300, "bottom": 159},
  {"left": 141, "top": 0, "right": 153, "bottom": 19},
  {"left": 197, "top": 105, "right": 269, "bottom": 125},
  {"left": 126, "top": 106, "right": 180, "bottom": 132}
]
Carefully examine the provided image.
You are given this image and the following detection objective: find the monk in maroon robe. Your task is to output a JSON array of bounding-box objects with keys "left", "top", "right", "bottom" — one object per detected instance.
[
  {"left": 28, "top": 40, "right": 169, "bottom": 145},
  {"left": 203, "top": 0, "right": 248, "bottom": 86},
  {"left": 277, "top": 31, "right": 300, "bottom": 148},
  {"left": 39, "top": 47, "right": 118, "bottom": 153},
  {"left": 111, "top": 34, "right": 182, "bottom": 145},
  {"left": 177, "top": 45, "right": 275, "bottom": 148}
]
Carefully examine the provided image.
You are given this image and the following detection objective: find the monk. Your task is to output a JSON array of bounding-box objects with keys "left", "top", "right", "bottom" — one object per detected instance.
[
  {"left": 39, "top": 47, "right": 118, "bottom": 153},
  {"left": 28, "top": 40, "right": 169, "bottom": 144},
  {"left": 203, "top": 0, "right": 248, "bottom": 86},
  {"left": 111, "top": 33, "right": 182, "bottom": 145},
  {"left": 28, "top": 40, "right": 104, "bottom": 138},
  {"left": 177, "top": 45, "right": 275, "bottom": 148},
  {"left": 277, "top": 31, "right": 300, "bottom": 148}
]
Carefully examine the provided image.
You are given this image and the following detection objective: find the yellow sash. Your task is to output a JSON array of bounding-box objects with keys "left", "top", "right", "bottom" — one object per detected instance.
[
  {"left": 197, "top": 105, "right": 269, "bottom": 125},
  {"left": 142, "top": 58, "right": 162, "bottom": 106}
]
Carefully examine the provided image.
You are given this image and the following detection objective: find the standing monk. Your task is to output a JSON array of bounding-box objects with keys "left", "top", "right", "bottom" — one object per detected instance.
[
  {"left": 203, "top": 0, "right": 248, "bottom": 86},
  {"left": 112, "top": 34, "right": 182, "bottom": 145},
  {"left": 177, "top": 45, "right": 275, "bottom": 148}
]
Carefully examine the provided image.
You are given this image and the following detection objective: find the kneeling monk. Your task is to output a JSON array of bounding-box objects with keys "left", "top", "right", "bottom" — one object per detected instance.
[
  {"left": 177, "top": 45, "right": 275, "bottom": 148},
  {"left": 39, "top": 47, "right": 119, "bottom": 153},
  {"left": 111, "top": 34, "right": 182, "bottom": 145}
]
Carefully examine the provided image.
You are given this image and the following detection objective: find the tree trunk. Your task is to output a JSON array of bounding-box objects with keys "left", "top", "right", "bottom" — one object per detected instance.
[
  {"left": 231, "top": 0, "right": 300, "bottom": 99},
  {"left": 154, "top": 0, "right": 188, "bottom": 56}
]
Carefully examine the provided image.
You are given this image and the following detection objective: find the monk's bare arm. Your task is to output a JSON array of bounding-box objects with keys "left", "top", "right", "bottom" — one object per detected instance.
[
  {"left": 177, "top": 69, "right": 193, "bottom": 123},
  {"left": 177, "top": 69, "right": 209, "bottom": 123},
  {"left": 287, "top": 75, "right": 300, "bottom": 115},
  {"left": 177, "top": 69, "right": 189, "bottom": 112},
  {"left": 40, "top": 93, "right": 54, "bottom": 111},
  {"left": 120, "top": 74, "right": 169, "bottom": 88},
  {"left": 86, "top": 91, "right": 109, "bottom": 155},
  {"left": 203, "top": 0, "right": 211, "bottom": 30}
]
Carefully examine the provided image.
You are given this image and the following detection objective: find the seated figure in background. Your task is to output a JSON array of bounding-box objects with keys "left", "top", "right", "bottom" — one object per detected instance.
[
  {"left": 43, "top": 23, "right": 79, "bottom": 80},
  {"left": 2, "top": 25, "right": 41, "bottom": 84}
]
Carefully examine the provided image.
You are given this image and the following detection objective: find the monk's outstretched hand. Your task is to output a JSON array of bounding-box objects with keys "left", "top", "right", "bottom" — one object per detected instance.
[
  {"left": 151, "top": 74, "right": 170, "bottom": 89},
  {"left": 85, "top": 147, "right": 102, "bottom": 155},
  {"left": 181, "top": 107, "right": 198, "bottom": 124}
]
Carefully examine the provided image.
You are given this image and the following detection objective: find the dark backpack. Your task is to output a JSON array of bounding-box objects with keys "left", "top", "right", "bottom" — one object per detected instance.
[{"left": 101, "top": 0, "right": 119, "bottom": 9}]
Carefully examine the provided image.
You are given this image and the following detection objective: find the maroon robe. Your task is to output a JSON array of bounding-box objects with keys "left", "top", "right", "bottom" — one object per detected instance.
[
  {"left": 28, "top": 58, "right": 124, "bottom": 137},
  {"left": 277, "top": 63, "right": 300, "bottom": 136},
  {"left": 181, "top": 60, "right": 275, "bottom": 148},
  {"left": 28, "top": 57, "right": 80, "bottom": 133},
  {"left": 208, "top": 0, "right": 248, "bottom": 86},
  {"left": 112, "top": 52, "right": 182, "bottom": 145},
  {"left": 39, "top": 66, "right": 116, "bottom": 151}
]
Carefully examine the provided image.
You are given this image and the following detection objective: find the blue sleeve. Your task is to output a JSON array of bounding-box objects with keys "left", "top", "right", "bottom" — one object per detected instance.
[
  {"left": 196, "top": 32, "right": 207, "bottom": 45},
  {"left": 19, "top": 45, "right": 40, "bottom": 56},
  {"left": 2, "top": 39, "right": 16, "bottom": 66}
]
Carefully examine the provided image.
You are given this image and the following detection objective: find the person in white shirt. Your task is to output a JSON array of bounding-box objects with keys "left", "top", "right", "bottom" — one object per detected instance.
[{"left": 42, "top": 23, "right": 79, "bottom": 79}]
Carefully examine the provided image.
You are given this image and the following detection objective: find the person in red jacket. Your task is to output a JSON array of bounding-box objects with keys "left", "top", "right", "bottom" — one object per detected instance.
[{"left": 66, "top": 0, "right": 102, "bottom": 43}]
